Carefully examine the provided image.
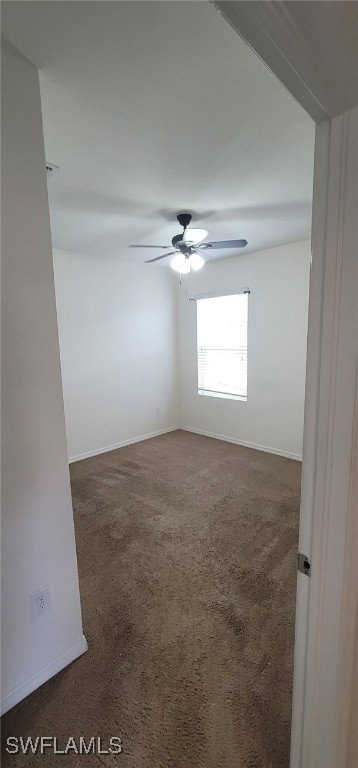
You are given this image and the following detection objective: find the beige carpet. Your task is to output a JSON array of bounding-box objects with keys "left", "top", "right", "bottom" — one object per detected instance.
[{"left": 2, "top": 430, "right": 301, "bottom": 767}]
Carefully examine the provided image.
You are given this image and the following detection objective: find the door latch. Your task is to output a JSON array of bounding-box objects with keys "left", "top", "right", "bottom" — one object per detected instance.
[{"left": 298, "top": 552, "right": 311, "bottom": 577}]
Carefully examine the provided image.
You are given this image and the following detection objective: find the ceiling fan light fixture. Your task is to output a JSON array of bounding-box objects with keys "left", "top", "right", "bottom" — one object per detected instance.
[
  {"left": 171, "top": 254, "right": 190, "bottom": 274},
  {"left": 189, "top": 252, "right": 205, "bottom": 271}
]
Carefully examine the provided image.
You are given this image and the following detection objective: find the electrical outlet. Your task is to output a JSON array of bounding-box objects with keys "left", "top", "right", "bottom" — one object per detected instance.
[
  {"left": 155, "top": 407, "right": 160, "bottom": 417},
  {"left": 31, "top": 585, "right": 51, "bottom": 619}
]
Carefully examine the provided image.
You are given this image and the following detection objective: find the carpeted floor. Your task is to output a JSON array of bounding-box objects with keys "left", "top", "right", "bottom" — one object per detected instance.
[{"left": 2, "top": 430, "right": 301, "bottom": 768}]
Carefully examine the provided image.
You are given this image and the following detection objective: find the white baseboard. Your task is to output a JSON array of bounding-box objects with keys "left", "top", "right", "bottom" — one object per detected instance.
[
  {"left": 69, "top": 427, "right": 179, "bottom": 463},
  {"left": 180, "top": 426, "right": 302, "bottom": 461},
  {"left": 1, "top": 635, "right": 88, "bottom": 716}
]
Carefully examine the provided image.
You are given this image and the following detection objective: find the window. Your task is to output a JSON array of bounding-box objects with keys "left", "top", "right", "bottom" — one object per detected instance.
[{"left": 197, "top": 292, "right": 248, "bottom": 401}]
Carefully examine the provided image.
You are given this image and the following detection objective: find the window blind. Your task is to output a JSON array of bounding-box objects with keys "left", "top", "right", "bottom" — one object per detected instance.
[{"left": 197, "top": 292, "right": 248, "bottom": 400}]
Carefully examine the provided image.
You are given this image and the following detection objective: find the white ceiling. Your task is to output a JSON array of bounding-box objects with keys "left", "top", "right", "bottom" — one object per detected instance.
[{"left": 2, "top": 1, "right": 314, "bottom": 264}]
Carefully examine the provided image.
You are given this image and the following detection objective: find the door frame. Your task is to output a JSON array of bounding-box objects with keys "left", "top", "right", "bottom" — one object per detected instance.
[
  {"left": 291, "top": 107, "right": 358, "bottom": 768},
  {"left": 214, "top": 4, "right": 358, "bottom": 765}
]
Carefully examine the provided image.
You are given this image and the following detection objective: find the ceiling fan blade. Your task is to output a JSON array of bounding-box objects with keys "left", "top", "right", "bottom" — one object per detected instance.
[
  {"left": 145, "top": 251, "right": 176, "bottom": 263},
  {"left": 129, "top": 244, "right": 171, "bottom": 249},
  {"left": 199, "top": 239, "right": 248, "bottom": 250},
  {"left": 182, "top": 228, "right": 208, "bottom": 245}
]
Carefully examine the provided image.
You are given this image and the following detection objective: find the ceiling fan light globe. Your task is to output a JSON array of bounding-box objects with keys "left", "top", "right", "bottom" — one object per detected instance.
[
  {"left": 171, "top": 254, "right": 190, "bottom": 274},
  {"left": 189, "top": 252, "right": 205, "bottom": 271}
]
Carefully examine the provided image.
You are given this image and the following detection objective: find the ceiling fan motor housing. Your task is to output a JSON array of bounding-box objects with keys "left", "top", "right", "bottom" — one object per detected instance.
[
  {"left": 171, "top": 234, "right": 194, "bottom": 255},
  {"left": 172, "top": 233, "right": 183, "bottom": 248}
]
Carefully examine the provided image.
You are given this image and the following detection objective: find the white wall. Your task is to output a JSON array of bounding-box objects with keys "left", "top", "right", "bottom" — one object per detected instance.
[
  {"left": 53, "top": 251, "right": 179, "bottom": 461},
  {"left": 1, "top": 47, "right": 86, "bottom": 714},
  {"left": 178, "top": 240, "right": 311, "bottom": 459}
]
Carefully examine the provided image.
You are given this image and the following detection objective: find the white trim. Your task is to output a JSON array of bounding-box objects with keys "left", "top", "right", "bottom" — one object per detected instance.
[
  {"left": 198, "top": 390, "right": 247, "bottom": 402},
  {"left": 294, "top": 106, "right": 358, "bottom": 768},
  {"left": 304, "top": 105, "right": 358, "bottom": 768},
  {"left": 1, "top": 635, "right": 88, "bottom": 716},
  {"left": 69, "top": 427, "right": 179, "bottom": 463},
  {"left": 180, "top": 426, "right": 302, "bottom": 461},
  {"left": 194, "top": 288, "right": 250, "bottom": 300},
  {"left": 290, "top": 118, "right": 331, "bottom": 768}
]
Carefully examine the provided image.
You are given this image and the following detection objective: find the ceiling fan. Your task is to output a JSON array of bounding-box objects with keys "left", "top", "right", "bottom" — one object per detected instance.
[{"left": 129, "top": 213, "right": 248, "bottom": 273}]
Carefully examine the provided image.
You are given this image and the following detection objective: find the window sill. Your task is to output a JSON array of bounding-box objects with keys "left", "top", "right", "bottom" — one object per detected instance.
[{"left": 198, "top": 390, "right": 247, "bottom": 402}]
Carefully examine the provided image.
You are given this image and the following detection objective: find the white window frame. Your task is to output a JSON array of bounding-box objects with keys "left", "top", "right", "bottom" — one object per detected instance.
[{"left": 195, "top": 289, "right": 249, "bottom": 402}]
